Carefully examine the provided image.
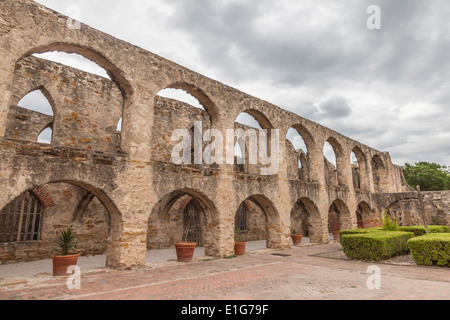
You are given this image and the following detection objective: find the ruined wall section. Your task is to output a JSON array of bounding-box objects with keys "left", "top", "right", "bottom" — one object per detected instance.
[
  {"left": 6, "top": 105, "right": 53, "bottom": 142},
  {"left": 373, "top": 191, "right": 450, "bottom": 227},
  {"left": 151, "top": 97, "right": 210, "bottom": 164},
  {"left": 7, "top": 56, "right": 123, "bottom": 153}
]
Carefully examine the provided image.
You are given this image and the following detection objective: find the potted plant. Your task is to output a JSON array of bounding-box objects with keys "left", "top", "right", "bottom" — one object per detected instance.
[
  {"left": 291, "top": 230, "right": 303, "bottom": 245},
  {"left": 234, "top": 228, "right": 247, "bottom": 255},
  {"left": 174, "top": 241, "right": 197, "bottom": 262},
  {"left": 51, "top": 227, "right": 80, "bottom": 276}
]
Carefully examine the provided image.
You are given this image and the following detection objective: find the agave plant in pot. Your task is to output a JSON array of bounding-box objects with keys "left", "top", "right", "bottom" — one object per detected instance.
[{"left": 51, "top": 227, "right": 80, "bottom": 276}]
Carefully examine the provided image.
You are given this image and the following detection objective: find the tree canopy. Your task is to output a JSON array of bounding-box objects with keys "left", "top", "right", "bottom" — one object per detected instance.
[{"left": 402, "top": 162, "right": 450, "bottom": 191}]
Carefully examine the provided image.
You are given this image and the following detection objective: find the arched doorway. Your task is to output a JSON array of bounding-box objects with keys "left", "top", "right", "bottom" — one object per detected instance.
[
  {"left": 290, "top": 197, "right": 321, "bottom": 243},
  {"left": 234, "top": 195, "right": 283, "bottom": 250},
  {"left": 356, "top": 201, "right": 377, "bottom": 229},
  {"left": 0, "top": 181, "right": 121, "bottom": 271},
  {"left": 328, "top": 199, "right": 353, "bottom": 236},
  {"left": 148, "top": 189, "right": 217, "bottom": 257}
]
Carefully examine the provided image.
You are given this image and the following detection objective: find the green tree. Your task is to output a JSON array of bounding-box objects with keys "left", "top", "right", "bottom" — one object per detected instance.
[{"left": 403, "top": 162, "right": 450, "bottom": 191}]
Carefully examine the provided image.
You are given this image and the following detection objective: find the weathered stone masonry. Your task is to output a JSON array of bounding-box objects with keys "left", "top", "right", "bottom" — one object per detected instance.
[{"left": 0, "top": 0, "right": 448, "bottom": 269}]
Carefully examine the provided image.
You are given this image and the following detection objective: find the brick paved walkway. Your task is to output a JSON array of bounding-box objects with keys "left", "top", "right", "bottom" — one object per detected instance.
[{"left": 0, "top": 243, "right": 449, "bottom": 301}]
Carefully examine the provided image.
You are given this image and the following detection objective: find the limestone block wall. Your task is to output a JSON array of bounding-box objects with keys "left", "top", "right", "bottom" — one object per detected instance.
[
  {"left": 7, "top": 56, "right": 123, "bottom": 153},
  {"left": 5, "top": 105, "right": 53, "bottom": 141}
]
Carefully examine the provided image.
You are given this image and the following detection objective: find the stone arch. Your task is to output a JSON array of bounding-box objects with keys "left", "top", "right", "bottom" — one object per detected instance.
[
  {"left": 372, "top": 154, "right": 388, "bottom": 193},
  {"left": 14, "top": 85, "right": 56, "bottom": 116},
  {"left": 148, "top": 188, "right": 218, "bottom": 256},
  {"left": 234, "top": 194, "right": 283, "bottom": 249},
  {"left": 234, "top": 137, "right": 247, "bottom": 172},
  {"left": 323, "top": 137, "right": 348, "bottom": 187},
  {"left": 351, "top": 146, "right": 369, "bottom": 190},
  {"left": 157, "top": 82, "right": 220, "bottom": 126},
  {"left": 2, "top": 179, "right": 120, "bottom": 219},
  {"left": 356, "top": 201, "right": 375, "bottom": 228},
  {"left": 17, "top": 43, "right": 133, "bottom": 100},
  {"left": 289, "top": 124, "right": 316, "bottom": 152},
  {"left": 290, "top": 197, "right": 322, "bottom": 243},
  {"left": 0, "top": 179, "right": 122, "bottom": 268},
  {"left": 30, "top": 186, "right": 55, "bottom": 209},
  {"left": 11, "top": 43, "right": 134, "bottom": 152},
  {"left": 6, "top": 85, "right": 56, "bottom": 143},
  {"left": 235, "top": 109, "right": 274, "bottom": 130},
  {"left": 286, "top": 124, "right": 317, "bottom": 181},
  {"left": 234, "top": 110, "right": 276, "bottom": 175},
  {"left": 328, "top": 199, "right": 353, "bottom": 232},
  {"left": 37, "top": 123, "right": 54, "bottom": 144}
]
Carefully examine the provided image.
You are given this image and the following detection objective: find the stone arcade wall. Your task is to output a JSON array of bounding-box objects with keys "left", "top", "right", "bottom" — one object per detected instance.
[{"left": 1, "top": 0, "right": 441, "bottom": 269}]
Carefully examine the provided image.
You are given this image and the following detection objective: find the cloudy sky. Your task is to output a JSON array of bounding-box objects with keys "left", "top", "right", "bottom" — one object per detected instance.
[{"left": 32, "top": 0, "right": 450, "bottom": 166}]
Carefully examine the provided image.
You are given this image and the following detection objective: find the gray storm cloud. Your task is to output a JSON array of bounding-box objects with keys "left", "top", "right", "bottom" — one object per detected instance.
[{"left": 35, "top": 0, "right": 450, "bottom": 166}]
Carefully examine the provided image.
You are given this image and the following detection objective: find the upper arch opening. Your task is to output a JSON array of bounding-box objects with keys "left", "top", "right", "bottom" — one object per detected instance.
[
  {"left": 19, "top": 42, "right": 133, "bottom": 98},
  {"left": 156, "top": 82, "right": 220, "bottom": 125},
  {"left": 18, "top": 87, "right": 54, "bottom": 116}
]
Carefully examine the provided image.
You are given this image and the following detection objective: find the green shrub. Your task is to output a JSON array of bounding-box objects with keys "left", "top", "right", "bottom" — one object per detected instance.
[
  {"left": 339, "top": 227, "right": 384, "bottom": 237},
  {"left": 407, "top": 233, "right": 450, "bottom": 267},
  {"left": 398, "top": 225, "right": 450, "bottom": 237},
  {"left": 382, "top": 213, "right": 399, "bottom": 231},
  {"left": 341, "top": 231, "right": 414, "bottom": 261}
]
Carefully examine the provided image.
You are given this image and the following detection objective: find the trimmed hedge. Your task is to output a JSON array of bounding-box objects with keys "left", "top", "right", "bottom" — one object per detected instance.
[
  {"left": 341, "top": 231, "right": 415, "bottom": 262},
  {"left": 339, "top": 227, "right": 384, "bottom": 237},
  {"left": 398, "top": 225, "right": 450, "bottom": 237},
  {"left": 407, "top": 233, "right": 450, "bottom": 267}
]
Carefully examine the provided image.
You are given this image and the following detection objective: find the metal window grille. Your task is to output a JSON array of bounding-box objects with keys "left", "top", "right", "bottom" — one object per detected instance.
[
  {"left": 182, "top": 201, "right": 202, "bottom": 246},
  {"left": 235, "top": 203, "right": 247, "bottom": 232},
  {"left": 0, "top": 191, "right": 44, "bottom": 243}
]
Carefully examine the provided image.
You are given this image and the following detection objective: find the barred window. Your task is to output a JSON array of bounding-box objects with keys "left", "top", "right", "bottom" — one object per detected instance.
[
  {"left": 0, "top": 191, "right": 44, "bottom": 243},
  {"left": 183, "top": 200, "right": 203, "bottom": 247},
  {"left": 235, "top": 203, "right": 248, "bottom": 232}
]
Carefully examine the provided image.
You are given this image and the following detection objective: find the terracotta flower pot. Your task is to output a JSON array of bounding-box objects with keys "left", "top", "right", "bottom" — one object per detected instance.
[
  {"left": 234, "top": 241, "right": 247, "bottom": 256},
  {"left": 51, "top": 253, "right": 80, "bottom": 276},
  {"left": 175, "top": 242, "right": 197, "bottom": 262},
  {"left": 291, "top": 234, "right": 303, "bottom": 245}
]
